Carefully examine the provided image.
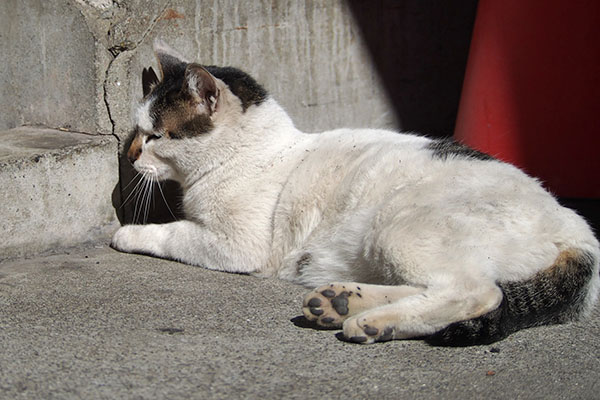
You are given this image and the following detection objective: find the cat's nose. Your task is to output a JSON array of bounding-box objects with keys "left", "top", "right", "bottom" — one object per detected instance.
[{"left": 127, "top": 146, "right": 142, "bottom": 164}]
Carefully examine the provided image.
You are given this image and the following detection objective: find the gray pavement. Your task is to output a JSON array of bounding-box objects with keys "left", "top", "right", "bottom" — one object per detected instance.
[{"left": 1, "top": 244, "right": 599, "bottom": 399}]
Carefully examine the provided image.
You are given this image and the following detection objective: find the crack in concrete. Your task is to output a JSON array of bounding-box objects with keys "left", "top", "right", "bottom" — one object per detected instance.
[
  {"left": 102, "top": 0, "right": 172, "bottom": 142},
  {"left": 101, "top": 1, "right": 172, "bottom": 223},
  {"left": 21, "top": 124, "right": 98, "bottom": 137},
  {"left": 103, "top": 58, "right": 117, "bottom": 138}
]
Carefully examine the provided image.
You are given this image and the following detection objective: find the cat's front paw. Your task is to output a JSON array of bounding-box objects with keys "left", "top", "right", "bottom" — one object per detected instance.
[
  {"left": 110, "top": 225, "right": 139, "bottom": 253},
  {"left": 342, "top": 312, "right": 396, "bottom": 344},
  {"left": 111, "top": 224, "right": 168, "bottom": 256}
]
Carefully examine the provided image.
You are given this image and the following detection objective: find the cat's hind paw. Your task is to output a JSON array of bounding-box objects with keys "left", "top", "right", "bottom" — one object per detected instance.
[{"left": 302, "top": 283, "right": 366, "bottom": 328}]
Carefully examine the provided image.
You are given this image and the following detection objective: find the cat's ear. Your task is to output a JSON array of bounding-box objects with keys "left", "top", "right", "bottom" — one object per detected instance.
[
  {"left": 184, "top": 63, "right": 219, "bottom": 115},
  {"left": 142, "top": 67, "right": 159, "bottom": 97},
  {"left": 153, "top": 39, "right": 188, "bottom": 79}
]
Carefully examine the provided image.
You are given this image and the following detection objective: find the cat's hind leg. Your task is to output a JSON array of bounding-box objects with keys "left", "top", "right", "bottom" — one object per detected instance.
[
  {"left": 340, "top": 282, "right": 502, "bottom": 344},
  {"left": 302, "top": 282, "right": 425, "bottom": 328}
]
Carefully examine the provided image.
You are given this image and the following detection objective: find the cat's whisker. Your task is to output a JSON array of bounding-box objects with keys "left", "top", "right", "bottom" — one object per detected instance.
[
  {"left": 139, "top": 173, "right": 150, "bottom": 224},
  {"left": 157, "top": 180, "right": 178, "bottom": 221},
  {"left": 121, "top": 172, "right": 146, "bottom": 208},
  {"left": 133, "top": 171, "right": 150, "bottom": 224},
  {"left": 151, "top": 174, "right": 157, "bottom": 212},
  {"left": 143, "top": 174, "right": 155, "bottom": 224},
  {"left": 132, "top": 181, "right": 142, "bottom": 224},
  {"left": 121, "top": 171, "right": 143, "bottom": 191}
]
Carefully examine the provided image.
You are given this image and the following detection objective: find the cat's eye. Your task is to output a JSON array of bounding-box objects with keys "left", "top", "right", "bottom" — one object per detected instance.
[{"left": 146, "top": 134, "right": 161, "bottom": 142}]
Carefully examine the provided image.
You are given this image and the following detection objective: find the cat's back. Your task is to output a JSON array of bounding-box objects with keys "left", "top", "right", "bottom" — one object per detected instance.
[{"left": 278, "top": 128, "right": 598, "bottom": 274}]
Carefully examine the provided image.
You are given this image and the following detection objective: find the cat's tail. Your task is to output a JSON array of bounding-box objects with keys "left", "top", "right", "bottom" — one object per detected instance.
[{"left": 427, "top": 248, "right": 599, "bottom": 346}]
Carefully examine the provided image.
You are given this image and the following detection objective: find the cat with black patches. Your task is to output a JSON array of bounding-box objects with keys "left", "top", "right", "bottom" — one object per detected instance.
[{"left": 112, "top": 40, "right": 599, "bottom": 345}]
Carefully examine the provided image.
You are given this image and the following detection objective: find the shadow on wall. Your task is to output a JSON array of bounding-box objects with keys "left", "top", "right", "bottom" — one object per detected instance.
[{"left": 347, "top": 0, "right": 478, "bottom": 138}]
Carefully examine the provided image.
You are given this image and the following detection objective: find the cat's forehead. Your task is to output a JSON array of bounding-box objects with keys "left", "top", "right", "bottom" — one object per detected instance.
[
  {"left": 135, "top": 83, "right": 213, "bottom": 139},
  {"left": 135, "top": 75, "right": 186, "bottom": 131},
  {"left": 135, "top": 99, "right": 155, "bottom": 131}
]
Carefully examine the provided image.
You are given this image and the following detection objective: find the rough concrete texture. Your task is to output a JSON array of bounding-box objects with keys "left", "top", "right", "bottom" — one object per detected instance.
[
  {"left": 0, "top": 127, "right": 118, "bottom": 259},
  {"left": 0, "top": 0, "right": 101, "bottom": 133},
  {"left": 1, "top": 245, "right": 599, "bottom": 399}
]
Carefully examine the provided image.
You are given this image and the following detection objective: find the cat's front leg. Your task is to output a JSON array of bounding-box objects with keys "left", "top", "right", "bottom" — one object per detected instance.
[{"left": 111, "top": 220, "right": 258, "bottom": 273}]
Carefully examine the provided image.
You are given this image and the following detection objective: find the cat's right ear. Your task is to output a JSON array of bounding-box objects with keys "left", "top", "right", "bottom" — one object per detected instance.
[
  {"left": 153, "top": 39, "right": 189, "bottom": 79},
  {"left": 184, "top": 64, "right": 219, "bottom": 115},
  {"left": 142, "top": 67, "right": 159, "bottom": 97}
]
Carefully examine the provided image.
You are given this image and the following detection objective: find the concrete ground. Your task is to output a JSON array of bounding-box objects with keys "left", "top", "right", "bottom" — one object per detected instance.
[{"left": 1, "top": 244, "right": 599, "bottom": 399}]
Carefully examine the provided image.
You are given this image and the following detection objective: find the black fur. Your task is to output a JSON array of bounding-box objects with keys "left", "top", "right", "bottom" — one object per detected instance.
[
  {"left": 427, "top": 250, "right": 597, "bottom": 346},
  {"left": 427, "top": 139, "right": 494, "bottom": 161},
  {"left": 204, "top": 66, "right": 268, "bottom": 111},
  {"left": 146, "top": 73, "right": 186, "bottom": 130},
  {"left": 142, "top": 67, "right": 159, "bottom": 97},
  {"left": 157, "top": 52, "right": 188, "bottom": 80},
  {"left": 174, "top": 115, "right": 214, "bottom": 139}
]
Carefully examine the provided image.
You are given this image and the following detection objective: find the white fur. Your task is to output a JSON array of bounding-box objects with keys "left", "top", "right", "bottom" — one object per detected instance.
[
  {"left": 113, "top": 64, "right": 600, "bottom": 343},
  {"left": 135, "top": 100, "right": 154, "bottom": 132}
]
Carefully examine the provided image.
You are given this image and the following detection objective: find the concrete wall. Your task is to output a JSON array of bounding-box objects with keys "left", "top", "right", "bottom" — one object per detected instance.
[{"left": 1, "top": 0, "right": 400, "bottom": 226}]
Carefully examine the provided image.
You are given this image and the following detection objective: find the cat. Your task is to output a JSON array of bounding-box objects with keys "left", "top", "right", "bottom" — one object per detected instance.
[{"left": 111, "top": 40, "right": 600, "bottom": 345}]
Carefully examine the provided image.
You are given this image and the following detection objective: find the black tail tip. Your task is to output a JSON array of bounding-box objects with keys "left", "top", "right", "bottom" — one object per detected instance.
[{"left": 426, "top": 323, "right": 506, "bottom": 347}]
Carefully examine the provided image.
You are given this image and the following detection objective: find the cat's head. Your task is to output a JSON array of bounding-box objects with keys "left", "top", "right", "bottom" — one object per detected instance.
[{"left": 127, "top": 40, "right": 268, "bottom": 181}]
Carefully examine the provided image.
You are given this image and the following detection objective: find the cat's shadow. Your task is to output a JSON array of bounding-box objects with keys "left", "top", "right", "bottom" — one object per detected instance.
[{"left": 290, "top": 315, "right": 340, "bottom": 331}]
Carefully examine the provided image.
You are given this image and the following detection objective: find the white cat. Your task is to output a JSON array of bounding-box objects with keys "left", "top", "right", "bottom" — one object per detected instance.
[{"left": 112, "top": 41, "right": 599, "bottom": 345}]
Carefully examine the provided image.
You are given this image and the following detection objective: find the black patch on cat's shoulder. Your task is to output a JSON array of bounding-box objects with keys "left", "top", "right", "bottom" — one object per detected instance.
[
  {"left": 426, "top": 139, "right": 494, "bottom": 161},
  {"left": 204, "top": 66, "right": 268, "bottom": 111}
]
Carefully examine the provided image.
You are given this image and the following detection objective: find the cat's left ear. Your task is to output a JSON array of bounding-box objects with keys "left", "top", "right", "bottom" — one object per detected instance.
[
  {"left": 142, "top": 67, "right": 159, "bottom": 97},
  {"left": 184, "top": 63, "right": 219, "bottom": 115}
]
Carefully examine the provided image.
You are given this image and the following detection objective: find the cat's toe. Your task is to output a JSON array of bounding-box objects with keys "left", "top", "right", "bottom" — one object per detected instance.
[
  {"left": 342, "top": 314, "right": 395, "bottom": 344},
  {"left": 302, "top": 283, "right": 365, "bottom": 328},
  {"left": 302, "top": 292, "right": 343, "bottom": 328}
]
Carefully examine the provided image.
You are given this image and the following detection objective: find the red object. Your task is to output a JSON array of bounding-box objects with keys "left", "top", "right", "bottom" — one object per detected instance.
[{"left": 454, "top": 0, "right": 600, "bottom": 198}]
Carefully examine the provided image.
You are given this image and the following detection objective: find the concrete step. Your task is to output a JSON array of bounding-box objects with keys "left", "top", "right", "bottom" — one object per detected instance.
[{"left": 0, "top": 127, "right": 118, "bottom": 260}]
